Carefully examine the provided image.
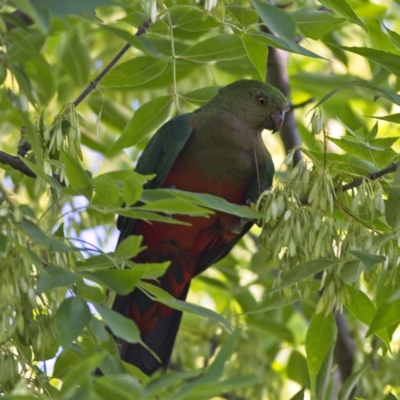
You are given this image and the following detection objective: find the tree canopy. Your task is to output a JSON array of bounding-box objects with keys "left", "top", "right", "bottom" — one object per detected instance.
[{"left": 0, "top": 0, "right": 400, "bottom": 399}]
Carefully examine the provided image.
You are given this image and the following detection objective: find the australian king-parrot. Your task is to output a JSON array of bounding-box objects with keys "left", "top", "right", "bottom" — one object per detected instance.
[{"left": 112, "top": 79, "right": 288, "bottom": 375}]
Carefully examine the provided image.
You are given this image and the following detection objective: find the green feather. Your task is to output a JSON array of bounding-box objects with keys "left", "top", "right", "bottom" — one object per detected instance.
[{"left": 117, "top": 114, "right": 193, "bottom": 241}]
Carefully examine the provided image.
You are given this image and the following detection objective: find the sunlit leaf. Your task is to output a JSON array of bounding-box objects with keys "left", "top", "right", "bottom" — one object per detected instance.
[
  {"left": 93, "top": 303, "right": 141, "bottom": 343},
  {"left": 318, "top": 0, "right": 367, "bottom": 31},
  {"left": 250, "top": 0, "right": 296, "bottom": 41},
  {"left": 56, "top": 297, "right": 91, "bottom": 348},
  {"left": 240, "top": 33, "right": 268, "bottom": 81},
  {"left": 306, "top": 313, "right": 337, "bottom": 392},
  {"left": 109, "top": 95, "right": 173, "bottom": 153},
  {"left": 179, "top": 34, "right": 246, "bottom": 63},
  {"left": 101, "top": 57, "right": 168, "bottom": 87},
  {"left": 291, "top": 7, "right": 346, "bottom": 40}
]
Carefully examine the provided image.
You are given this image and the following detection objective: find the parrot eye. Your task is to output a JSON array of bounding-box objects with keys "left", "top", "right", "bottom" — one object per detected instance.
[{"left": 257, "top": 96, "right": 267, "bottom": 106}]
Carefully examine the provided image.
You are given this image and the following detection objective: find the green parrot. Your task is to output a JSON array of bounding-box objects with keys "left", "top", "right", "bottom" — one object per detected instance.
[{"left": 112, "top": 79, "right": 288, "bottom": 375}]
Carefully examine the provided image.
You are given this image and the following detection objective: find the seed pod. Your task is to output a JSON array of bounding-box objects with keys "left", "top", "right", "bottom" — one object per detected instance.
[
  {"left": 271, "top": 200, "right": 278, "bottom": 220},
  {"left": 283, "top": 209, "right": 292, "bottom": 221},
  {"left": 316, "top": 295, "right": 326, "bottom": 314},
  {"left": 301, "top": 167, "right": 310, "bottom": 194},
  {"left": 284, "top": 150, "right": 294, "bottom": 166},
  {"left": 283, "top": 286, "right": 291, "bottom": 300}
]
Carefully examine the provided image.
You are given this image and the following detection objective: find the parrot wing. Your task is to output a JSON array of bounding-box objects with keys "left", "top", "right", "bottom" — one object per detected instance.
[{"left": 117, "top": 113, "right": 194, "bottom": 241}]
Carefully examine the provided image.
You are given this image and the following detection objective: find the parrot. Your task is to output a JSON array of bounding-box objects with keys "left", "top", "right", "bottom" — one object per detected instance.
[{"left": 111, "top": 79, "right": 288, "bottom": 375}]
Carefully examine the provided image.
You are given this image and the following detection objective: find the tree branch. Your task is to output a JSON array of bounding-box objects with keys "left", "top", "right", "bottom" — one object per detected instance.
[
  {"left": 3, "top": 9, "right": 34, "bottom": 31},
  {"left": 0, "top": 17, "right": 152, "bottom": 180},
  {"left": 265, "top": 34, "right": 303, "bottom": 165},
  {"left": 73, "top": 18, "right": 152, "bottom": 107},
  {"left": 0, "top": 151, "right": 36, "bottom": 178},
  {"left": 299, "top": 161, "right": 399, "bottom": 206}
]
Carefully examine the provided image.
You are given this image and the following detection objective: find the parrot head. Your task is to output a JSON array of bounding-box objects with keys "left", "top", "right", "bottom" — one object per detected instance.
[{"left": 201, "top": 79, "right": 289, "bottom": 133}]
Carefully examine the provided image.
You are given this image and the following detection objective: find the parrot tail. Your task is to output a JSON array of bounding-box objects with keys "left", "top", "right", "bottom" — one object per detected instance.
[{"left": 112, "top": 284, "right": 190, "bottom": 375}]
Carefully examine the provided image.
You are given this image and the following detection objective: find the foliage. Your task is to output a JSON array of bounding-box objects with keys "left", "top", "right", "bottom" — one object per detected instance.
[{"left": 0, "top": 0, "right": 399, "bottom": 399}]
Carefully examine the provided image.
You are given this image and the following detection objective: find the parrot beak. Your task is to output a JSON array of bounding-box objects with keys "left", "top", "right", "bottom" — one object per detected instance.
[{"left": 263, "top": 110, "right": 285, "bottom": 133}]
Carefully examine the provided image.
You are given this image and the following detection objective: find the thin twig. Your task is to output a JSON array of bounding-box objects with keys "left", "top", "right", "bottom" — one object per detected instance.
[
  {"left": 341, "top": 162, "right": 398, "bottom": 192},
  {"left": 291, "top": 97, "right": 315, "bottom": 109},
  {"left": 73, "top": 18, "right": 152, "bottom": 107},
  {"left": 300, "top": 162, "right": 399, "bottom": 205}
]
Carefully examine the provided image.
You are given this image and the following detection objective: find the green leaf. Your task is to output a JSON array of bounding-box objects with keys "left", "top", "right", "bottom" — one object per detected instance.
[
  {"left": 250, "top": 0, "right": 296, "bottom": 41},
  {"left": 200, "top": 331, "right": 238, "bottom": 383},
  {"left": 92, "top": 174, "right": 120, "bottom": 207},
  {"left": 173, "top": 333, "right": 240, "bottom": 400},
  {"left": 115, "top": 235, "right": 143, "bottom": 259},
  {"left": 318, "top": 0, "right": 367, "bottom": 31},
  {"left": 248, "top": 281, "right": 320, "bottom": 314},
  {"left": 56, "top": 297, "right": 91, "bottom": 348},
  {"left": 59, "top": 31, "right": 91, "bottom": 88},
  {"left": 315, "top": 344, "right": 334, "bottom": 400},
  {"left": 93, "top": 303, "right": 141, "bottom": 343},
  {"left": 179, "top": 34, "right": 246, "bottom": 63},
  {"left": 31, "top": 0, "right": 114, "bottom": 15},
  {"left": 386, "top": 163, "right": 400, "bottom": 230},
  {"left": 367, "top": 298, "right": 400, "bottom": 336},
  {"left": 226, "top": 5, "right": 258, "bottom": 26},
  {"left": 123, "top": 171, "right": 143, "bottom": 206},
  {"left": 6, "top": 30, "right": 50, "bottom": 68},
  {"left": 101, "top": 57, "right": 168, "bottom": 87},
  {"left": 76, "top": 279, "right": 106, "bottom": 303},
  {"left": 181, "top": 86, "right": 221, "bottom": 106},
  {"left": 134, "top": 261, "right": 170, "bottom": 279},
  {"left": 291, "top": 7, "right": 346, "bottom": 40},
  {"left": 61, "top": 150, "right": 92, "bottom": 200},
  {"left": 144, "top": 189, "right": 261, "bottom": 219},
  {"left": 94, "top": 375, "right": 143, "bottom": 398},
  {"left": 139, "top": 282, "right": 232, "bottom": 332},
  {"left": 347, "top": 250, "right": 386, "bottom": 271},
  {"left": 290, "top": 388, "right": 305, "bottom": 400},
  {"left": 109, "top": 95, "right": 173, "bottom": 153},
  {"left": 287, "top": 351, "right": 310, "bottom": 385},
  {"left": 269, "top": 260, "right": 339, "bottom": 294},
  {"left": 18, "top": 217, "right": 49, "bottom": 247},
  {"left": 139, "top": 198, "right": 212, "bottom": 216},
  {"left": 175, "top": 9, "right": 220, "bottom": 32},
  {"left": 75, "top": 253, "right": 116, "bottom": 270},
  {"left": 338, "top": 366, "right": 369, "bottom": 400},
  {"left": 240, "top": 33, "right": 268, "bottom": 81},
  {"left": 60, "top": 353, "right": 104, "bottom": 397},
  {"left": 20, "top": 157, "right": 62, "bottom": 191},
  {"left": 306, "top": 313, "right": 337, "bottom": 391},
  {"left": 337, "top": 46, "right": 400, "bottom": 78},
  {"left": 0, "top": 233, "right": 8, "bottom": 257},
  {"left": 367, "top": 113, "right": 400, "bottom": 124},
  {"left": 38, "top": 266, "right": 77, "bottom": 292},
  {"left": 382, "top": 23, "right": 400, "bottom": 50},
  {"left": 327, "top": 136, "right": 394, "bottom": 165},
  {"left": 249, "top": 32, "right": 321, "bottom": 59},
  {"left": 79, "top": 269, "right": 143, "bottom": 295}
]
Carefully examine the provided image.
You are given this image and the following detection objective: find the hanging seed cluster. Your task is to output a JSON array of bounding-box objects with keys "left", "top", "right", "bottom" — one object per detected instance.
[
  {"left": 0, "top": 202, "right": 72, "bottom": 389},
  {"left": 257, "top": 149, "right": 398, "bottom": 313},
  {"left": 22, "top": 104, "right": 85, "bottom": 193}
]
